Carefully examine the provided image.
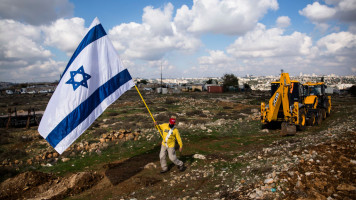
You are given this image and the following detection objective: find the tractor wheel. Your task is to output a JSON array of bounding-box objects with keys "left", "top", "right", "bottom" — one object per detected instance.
[
  {"left": 326, "top": 103, "right": 331, "bottom": 117},
  {"left": 297, "top": 109, "right": 306, "bottom": 131},
  {"left": 307, "top": 113, "right": 316, "bottom": 126},
  {"left": 321, "top": 109, "right": 327, "bottom": 120},
  {"left": 316, "top": 109, "right": 323, "bottom": 125}
]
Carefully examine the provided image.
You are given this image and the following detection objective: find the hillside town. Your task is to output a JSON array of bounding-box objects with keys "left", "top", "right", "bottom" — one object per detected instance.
[
  {"left": 1, "top": 74, "right": 355, "bottom": 95},
  {"left": 135, "top": 73, "right": 355, "bottom": 93}
]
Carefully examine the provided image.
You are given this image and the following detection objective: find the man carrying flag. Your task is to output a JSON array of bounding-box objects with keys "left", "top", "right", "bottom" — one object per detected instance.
[
  {"left": 154, "top": 116, "right": 185, "bottom": 173},
  {"left": 38, "top": 17, "right": 134, "bottom": 154}
]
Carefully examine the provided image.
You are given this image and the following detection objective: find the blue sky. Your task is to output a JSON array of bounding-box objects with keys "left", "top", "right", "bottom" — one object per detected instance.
[{"left": 0, "top": 0, "right": 355, "bottom": 82}]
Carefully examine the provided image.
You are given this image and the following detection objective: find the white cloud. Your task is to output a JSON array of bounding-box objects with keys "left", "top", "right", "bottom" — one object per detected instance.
[
  {"left": 199, "top": 50, "right": 235, "bottom": 66},
  {"left": 174, "top": 0, "right": 278, "bottom": 35},
  {"left": 193, "top": 50, "right": 243, "bottom": 77},
  {"left": 276, "top": 16, "right": 291, "bottom": 28},
  {"left": 0, "top": 0, "right": 74, "bottom": 25},
  {"left": 317, "top": 31, "right": 356, "bottom": 55},
  {"left": 142, "top": 3, "right": 174, "bottom": 36},
  {"left": 226, "top": 23, "right": 314, "bottom": 58},
  {"left": 109, "top": 4, "right": 201, "bottom": 60},
  {"left": 300, "top": 0, "right": 356, "bottom": 30},
  {"left": 330, "top": 0, "right": 356, "bottom": 22},
  {"left": 299, "top": 2, "right": 336, "bottom": 22},
  {"left": 42, "top": 18, "right": 87, "bottom": 55},
  {"left": 0, "top": 58, "right": 65, "bottom": 82},
  {"left": 0, "top": 19, "right": 51, "bottom": 61},
  {"left": 0, "top": 18, "right": 81, "bottom": 82},
  {"left": 21, "top": 59, "right": 66, "bottom": 81},
  {"left": 195, "top": 24, "right": 356, "bottom": 76}
]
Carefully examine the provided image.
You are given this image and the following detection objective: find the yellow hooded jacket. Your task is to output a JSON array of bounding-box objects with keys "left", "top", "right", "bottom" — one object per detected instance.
[{"left": 157, "top": 123, "right": 183, "bottom": 148}]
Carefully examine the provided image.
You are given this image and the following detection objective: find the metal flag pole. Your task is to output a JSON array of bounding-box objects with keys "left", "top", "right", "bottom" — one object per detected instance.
[{"left": 134, "top": 85, "right": 163, "bottom": 139}]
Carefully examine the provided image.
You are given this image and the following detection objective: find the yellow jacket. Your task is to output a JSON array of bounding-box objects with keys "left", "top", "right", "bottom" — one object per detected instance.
[{"left": 157, "top": 123, "right": 183, "bottom": 148}]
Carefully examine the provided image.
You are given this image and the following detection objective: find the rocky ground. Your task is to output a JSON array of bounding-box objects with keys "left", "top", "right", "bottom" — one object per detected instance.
[{"left": 0, "top": 91, "right": 355, "bottom": 199}]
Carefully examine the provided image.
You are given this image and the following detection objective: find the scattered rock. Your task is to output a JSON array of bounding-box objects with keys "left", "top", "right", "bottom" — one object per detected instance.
[
  {"left": 193, "top": 154, "right": 206, "bottom": 160},
  {"left": 144, "top": 162, "right": 157, "bottom": 169},
  {"left": 336, "top": 184, "right": 356, "bottom": 191},
  {"left": 264, "top": 178, "right": 274, "bottom": 184}
]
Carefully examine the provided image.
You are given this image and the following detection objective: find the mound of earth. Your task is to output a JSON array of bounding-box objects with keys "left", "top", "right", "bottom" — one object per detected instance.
[{"left": 0, "top": 171, "right": 102, "bottom": 200}]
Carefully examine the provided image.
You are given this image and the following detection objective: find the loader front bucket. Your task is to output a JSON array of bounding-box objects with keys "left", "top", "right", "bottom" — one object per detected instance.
[{"left": 281, "top": 122, "right": 296, "bottom": 136}]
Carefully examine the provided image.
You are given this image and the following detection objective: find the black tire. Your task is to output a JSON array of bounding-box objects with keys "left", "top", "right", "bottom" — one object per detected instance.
[
  {"left": 316, "top": 109, "right": 323, "bottom": 125},
  {"left": 307, "top": 112, "right": 316, "bottom": 126},
  {"left": 321, "top": 109, "right": 327, "bottom": 120},
  {"left": 326, "top": 102, "right": 331, "bottom": 117},
  {"left": 297, "top": 109, "right": 306, "bottom": 131}
]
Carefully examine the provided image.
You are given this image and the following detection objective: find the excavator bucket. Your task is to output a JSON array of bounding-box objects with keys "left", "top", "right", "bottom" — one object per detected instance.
[{"left": 281, "top": 122, "right": 296, "bottom": 136}]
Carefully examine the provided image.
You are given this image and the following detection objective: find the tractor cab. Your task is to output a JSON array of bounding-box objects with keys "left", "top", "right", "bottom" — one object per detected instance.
[{"left": 303, "top": 82, "right": 331, "bottom": 125}]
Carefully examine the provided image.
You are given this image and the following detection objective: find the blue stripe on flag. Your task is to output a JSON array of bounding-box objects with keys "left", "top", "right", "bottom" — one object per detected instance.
[
  {"left": 46, "top": 69, "right": 132, "bottom": 148},
  {"left": 60, "top": 24, "right": 107, "bottom": 82}
]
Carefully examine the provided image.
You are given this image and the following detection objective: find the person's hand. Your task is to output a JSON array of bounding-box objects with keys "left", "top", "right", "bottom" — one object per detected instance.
[
  {"left": 179, "top": 147, "right": 182, "bottom": 152},
  {"left": 154, "top": 121, "right": 157, "bottom": 125}
]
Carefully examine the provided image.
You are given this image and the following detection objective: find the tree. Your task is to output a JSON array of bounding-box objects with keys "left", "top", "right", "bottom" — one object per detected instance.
[
  {"left": 349, "top": 85, "right": 356, "bottom": 96},
  {"left": 206, "top": 78, "right": 214, "bottom": 84},
  {"left": 222, "top": 73, "right": 238, "bottom": 92},
  {"left": 137, "top": 79, "right": 148, "bottom": 85},
  {"left": 243, "top": 83, "right": 251, "bottom": 92}
]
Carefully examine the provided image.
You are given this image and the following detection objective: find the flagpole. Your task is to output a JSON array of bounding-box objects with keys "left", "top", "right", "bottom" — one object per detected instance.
[{"left": 134, "top": 85, "right": 163, "bottom": 139}]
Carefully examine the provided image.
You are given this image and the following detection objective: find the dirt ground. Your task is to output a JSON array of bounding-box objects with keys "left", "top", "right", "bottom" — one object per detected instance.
[{"left": 0, "top": 91, "right": 355, "bottom": 200}]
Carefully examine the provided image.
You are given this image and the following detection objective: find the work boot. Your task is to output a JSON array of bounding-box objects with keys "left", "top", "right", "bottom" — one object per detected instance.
[
  {"left": 160, "top": 169, "right": 168, "bottom": 174},
  {"left": 178, "top": 164, "right": 185, "bottom": 172}
]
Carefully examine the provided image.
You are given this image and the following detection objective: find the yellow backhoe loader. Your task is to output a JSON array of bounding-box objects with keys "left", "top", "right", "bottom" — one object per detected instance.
[
  {"left": 261, "top": 72, "right": 306, "bottom": 135},
  {"left": 302, "top": 81, "right": 331, "bottom": 126}
]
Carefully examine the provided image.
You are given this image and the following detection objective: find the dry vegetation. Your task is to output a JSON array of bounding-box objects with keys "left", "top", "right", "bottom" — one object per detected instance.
[{"left": 0, "top": 90, "right": 355, "bottom": 199}]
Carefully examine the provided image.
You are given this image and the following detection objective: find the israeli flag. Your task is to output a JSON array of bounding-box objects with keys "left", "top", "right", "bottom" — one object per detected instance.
[{"left": 38, "top": 18, "right": 135, "bottom": 154}]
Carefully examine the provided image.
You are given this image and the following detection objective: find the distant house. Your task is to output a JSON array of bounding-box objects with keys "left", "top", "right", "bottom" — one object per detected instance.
[
  {"left": 5, "top": 90, "right": 13, "bottom": 95},
  {"left": 191, "top": 85, "right": 203, "bottom": 92},
  {"left": 207, "top": 86, "right": 223, "bottom": 93},
  {"left": 21, "top": 88, "right": 27, "bottom": 94}
]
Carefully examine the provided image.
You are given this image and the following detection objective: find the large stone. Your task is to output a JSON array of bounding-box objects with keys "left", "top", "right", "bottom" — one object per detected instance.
[
  {"left": 264, "top": 178, "right": 274, "bottom": 184},
  {"left": 144, "top": 162, "right": 157, "bottom": 169},
  {"left": 251, "top": 109, "right": 259, "bottom": 113},
  {"left": 193, "top": 154, "right": 206, "bottom": 160},
  {"left": 296, "top": 180, "right": 303, "bottom": 188},
  {"left": 126, "top": 133, "right": 135, "bottom": 140},
  {"left": 336, "top": 184, "right": 356, "bottom": 191},
  {"left": 249, "top": 192, "right": 257, "bottom": 199},
  {"left": 62, "top": 158, "right": 70, "bottom": 162}
]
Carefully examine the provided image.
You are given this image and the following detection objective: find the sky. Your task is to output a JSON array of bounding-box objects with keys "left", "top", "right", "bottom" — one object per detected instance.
[{"left": 0, "top": 0, "right": 355, "bottom": 82}]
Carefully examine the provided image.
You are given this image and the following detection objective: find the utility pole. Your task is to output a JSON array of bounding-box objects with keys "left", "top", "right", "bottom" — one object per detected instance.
[{"left": 160, "top": 61, "right": 163, "bottom": 94}]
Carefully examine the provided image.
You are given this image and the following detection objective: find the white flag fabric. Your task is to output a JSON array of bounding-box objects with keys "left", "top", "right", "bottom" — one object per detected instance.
[{"left": 38, "top": 17, "right": 135, "bottom": 154}]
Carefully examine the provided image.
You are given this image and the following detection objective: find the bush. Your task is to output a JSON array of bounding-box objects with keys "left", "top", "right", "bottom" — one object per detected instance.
[
  {"left": 187, "top": 110, "right": 203, "bottom": 116},
  {"left": 349, "top": 85, "right": 356, "bottom": 96},
  {"left": 165, "top": 98, "right": 178, "bottom": 104},
  {"left": 222, "top": 74, "right": 239, "bottom": 92}
]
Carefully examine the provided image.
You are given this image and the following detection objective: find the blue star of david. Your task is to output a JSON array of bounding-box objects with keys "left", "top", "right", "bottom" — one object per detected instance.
[{"left": 66, "top": 66, "right": 91, "bottom": 91}]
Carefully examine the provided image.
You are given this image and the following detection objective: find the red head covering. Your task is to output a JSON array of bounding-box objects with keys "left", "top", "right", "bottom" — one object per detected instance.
[{"left": 169, "top": 118, "right": 176, "bottom": 125}]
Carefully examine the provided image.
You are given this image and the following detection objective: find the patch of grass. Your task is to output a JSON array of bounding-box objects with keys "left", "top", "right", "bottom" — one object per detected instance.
[
  {"left": 212, "top": 161, "right": 244, "bottom": 172},
  {"left": 186, "top": 110, "right": 203, "bottom": 116},
  {"left": 38, "top": 134, "right": 161, "bottom": 176}
]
